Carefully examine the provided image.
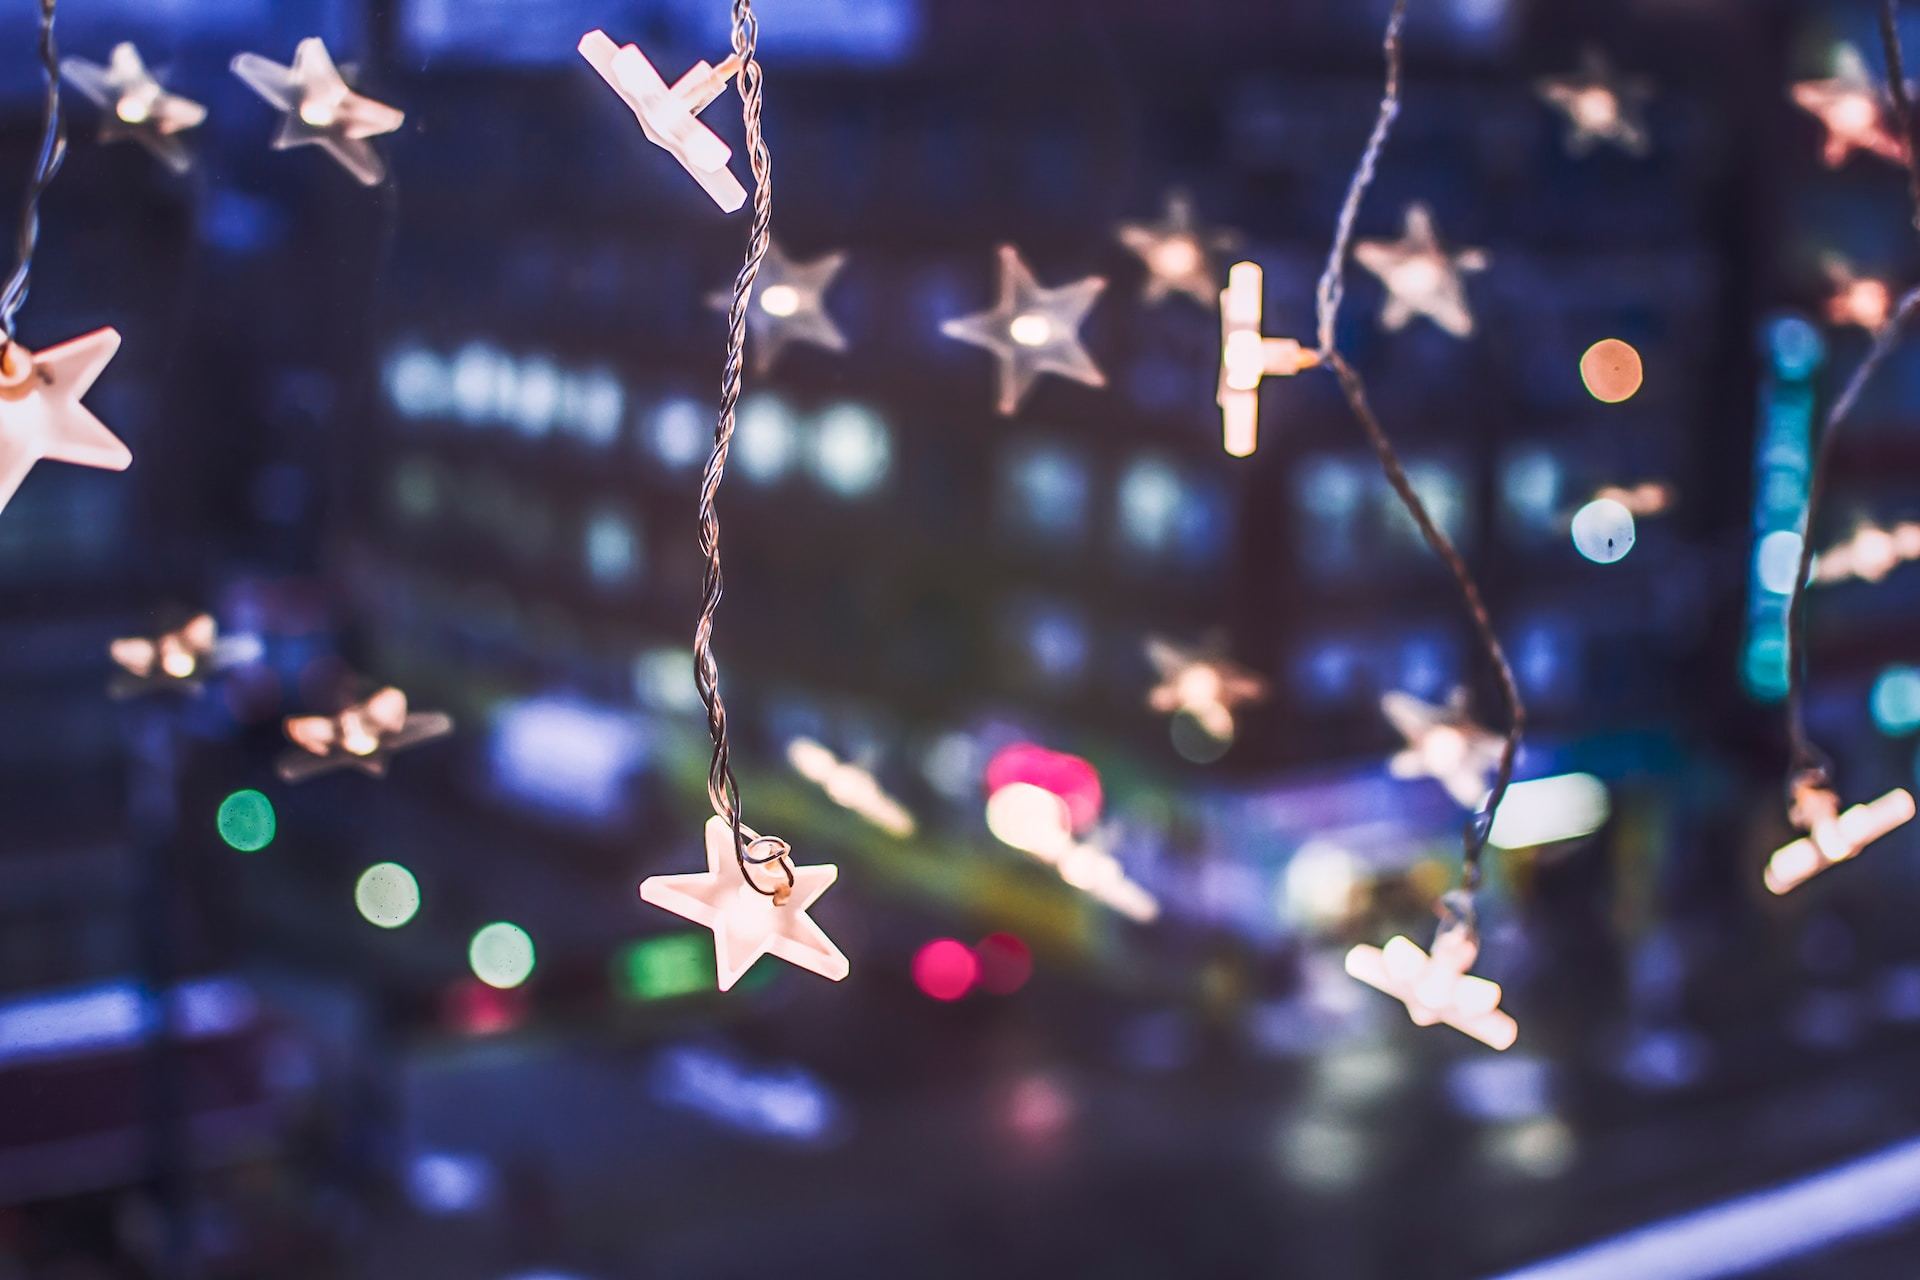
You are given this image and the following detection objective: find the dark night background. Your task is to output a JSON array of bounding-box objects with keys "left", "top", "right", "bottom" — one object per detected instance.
[{"left": 6, "top": 0, "right": 1920, "bottom": 1276}]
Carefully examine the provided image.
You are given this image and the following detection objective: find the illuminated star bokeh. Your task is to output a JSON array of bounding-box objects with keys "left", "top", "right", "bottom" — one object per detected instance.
[
  {"left": 1791, "top": 44, "right": 1907, "bottom": 168},
  {"left": 1354, "top": 204, "right": 1488, "bottom": 339},
  {"left": 0, "top": 328, "right": 130, "bottom": 518},
  {"left": 60, "top": 43, "right": 207, "bottom": 174},
  {"left": 231, "top": 37, "right": 405, "bottom": 186},
  {"left": 941, "top": 245, "right": 1106, "bottom": 415},
  {"left": 711, "top": 241, "right": 849, "bottom": 373},
  {"left": 1535, "top": 48, "right": 1653, "bottom": 158},
  {"left": 1116, "top": 191, "right": 1236, "bottom": 308}
]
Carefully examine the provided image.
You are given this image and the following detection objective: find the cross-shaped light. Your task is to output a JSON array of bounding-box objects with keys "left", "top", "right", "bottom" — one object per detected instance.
[{"left": 1216, "top": 261, "right": 1317, "bottom": 458}]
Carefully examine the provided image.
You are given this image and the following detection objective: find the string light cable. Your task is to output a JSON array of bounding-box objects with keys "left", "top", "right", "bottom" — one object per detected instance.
[
  {"left": 1310, "top": 0, "right": 1525, "bottom": 906},
  {"left": 1772, "top": 0, "right": 1920, "bottom": 891}
]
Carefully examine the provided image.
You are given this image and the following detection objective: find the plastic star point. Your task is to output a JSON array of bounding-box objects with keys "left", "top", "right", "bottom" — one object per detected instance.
[
  {"left": 640, "top": 816, "right": 849, "bottom": 991},
  {"left": 61, "top": 43, "right": 206, "bottom": 173},
  {"left": 1535, "top": 49, "right": 1652, "bottom": 157},
  {"left": 941, "top": 245, "right": 1106, "bottom": 415},
  {"left": 231, "top": 37, "right": 404, "bottom": 186},
  {"left": 0, "top": 327, "right": 129, "bottom": 517},
  {"left": 1355, "top": 204, "right": 1487, "bottom": 339}
]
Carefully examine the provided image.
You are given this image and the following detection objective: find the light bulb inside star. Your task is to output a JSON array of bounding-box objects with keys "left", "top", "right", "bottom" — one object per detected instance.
[
  {"left": 299, "top": 98, "right": 338, "bottom": 128},
  {"left": 1149, "top": 238, "right": 1203, "bottom": 279},
  {"left": 115, "top": 93, "right": 154, "bottom": 125},
  {"left": 759, "top": 283, "right": 801, "bottom": 318},
  {"left": 1009, "top": 313, "right": 1054, "bottom": 347}
]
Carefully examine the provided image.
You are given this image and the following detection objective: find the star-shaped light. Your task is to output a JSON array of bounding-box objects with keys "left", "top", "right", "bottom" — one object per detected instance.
[
  {"left": 941, "top": 245, "right": 1106, "bottom": 415},
  {"left": 1382, "top": 689, "right": 1503, "bottom": 811},
  {"left": 60, "top": 43, "right": 206, "bottom": 174},
  {"left": 0, "top": 328, "right": 129, "bottom": 518},
  {"left": 579, "top": 29, "right": 745, "bottom": 212},
  {"left": 231, "top": 38, "right": 404, "bottom": 186},
  {"left": 278, "top": 685, "right": 452, "bottom": 782},
  {"left": 1813, "top": 520, "right": 1920, "bottom": 585},
  {"left": 1346, "top": 908, "right": 1517, "bottom": 1050},
  {"left": 1590, "top": 481, "right": 1672, "bottom": 517},
  {"left": 1791, "top": 45, "right": 1908, "bottom": 168},
  {"left": 982, "top": 783, "right": 1159, "bottom": 923},
  {"left": 1535, "top": 48, "right": 1652, "bottom": 158},
  {"left": 1216, "top": 261, "right": 1318, "bottom": 458},
  {"left": 1354, "top": 204, "right": 1488, "bottom": 339},
  {"left": 708, "top": 241, "right": 848, "bottom": 373},
  {"left": 109, "top": 612, "right": 261, "bottom": 698},
  {"left": 787, "top": 738, "right": 916, "bottom": 838},
  {"left": 1145, "top": 636, "right": 1269, "bottom": 743},
  {"left": 1823, "top": 257, "right": 1894, "bottom": 334},
  {"left": 639, "top": 815, "right": 850, "bottom": 991},
  {"left": 1765, "top": 780, "right": 1915, "bottom": 895},
  {"left": 1115, "top": 191, "right": 1236, "bottom": 308}
]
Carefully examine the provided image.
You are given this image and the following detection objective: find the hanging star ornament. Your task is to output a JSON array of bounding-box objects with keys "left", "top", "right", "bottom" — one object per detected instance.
[
  {"left": 60, "top": 43, "right": 206, "bottom": 174},
  {"left": 941, "top": 245, "right": 1106, "bottom": 415},
  {"left": 579, "top": 29, "right": 745, "bottom": 212},
  {"left": 708, "top": 241, "right": 848, "bottom": 373},
  {"left": 231, "top": 38, "right": 404, "bottom": 186},
  {"left": 109, "top": 612, "right": 260, "bottom": 699},
  {"left": 1813, "top": 519, "right": 1920, "bottom": 585},
  {"left": 1346, "top": 895, "right": 1517, "bottom": 1050},
  {"left": 640, "top": 816, "right": 850, "bottom": 991},
  {"left": 1354, "top": 204, "right": 1488, "bottom": 339},
  {"left": 278, "top": 685, "right": 453, "bottom": 783},
  {"left": 1791, "top": 44, "right": 1908, "bottom": 168},
  {"left": 1145, "top": 637, "right": 1269, "bottom": 743},
  {"left": 1534, "top": 48, "right": 1652, "bottom": 158},
  {"left": 1382, "top": 689, "right": 1503, "bottom": 810},
  {"left": 1822, "top": 256, "right": 1894, "bottom": 334},
  {"left": 1116, "top": 191, "right": 1236, "bottom": 308},
  {"left": 0, "top": 328, "right": 129, "bottom": 518},
  {"left": 1216, "top": 261, "right": 1317, "bottom": 458},
  {"left": 1764, "top": 778, "right": 1915, "bottom": 895}
]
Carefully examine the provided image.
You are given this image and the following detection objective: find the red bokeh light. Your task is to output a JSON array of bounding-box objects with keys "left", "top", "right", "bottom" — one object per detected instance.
[
  {"left": 984, "top": 743, "right": 1102, "bottom": 833},
  {"left": 974, "top": 932, "right": 1033, "bottom": 995},
  {"left": 912, "top": 938, "right": 979, "bottom": 1001},
  {"left": 442, "top": 978, "right": 525, "bottom": 1036}
]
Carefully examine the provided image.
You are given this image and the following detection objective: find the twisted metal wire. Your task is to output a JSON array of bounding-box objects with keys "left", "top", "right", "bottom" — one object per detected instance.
[
  {"left": 0, "top": 0, "right": 66, "bottom": 349},
  {"left": 1312, "top": 0, "right": 1523, "bottom": 893},
  {"left": 1783, "top": 2, "right": 1920, "bottom": 797},
  {"left": 695, "top": 0, "right": 792, "bottom": 896}
]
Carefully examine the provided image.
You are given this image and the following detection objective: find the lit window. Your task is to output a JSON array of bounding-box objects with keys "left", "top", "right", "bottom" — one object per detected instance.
[
  {"left": 450, "top": 342, "right": 502, "bottom": 425},
  {"left": 633, "top": 647, "right": 700, "bottom": 713},
  {"left": 1004, "top": 441, "right": 1090, "bottom": 541},
  {"left": 510, "top": 356, "right": 560, "bottom": 437},
  {"left": 650, "top": 397, "right": 707, "bottom": 470},
  {"left": 810, "top": 402, "right": 891, "bottom": 497},
  {"left": 384, "top": 347, "right": 447, "bottom": 420},
  {"left": 584, "top": 508, "right": 641, "bottom": 585},
  {"left": 573, "top": 369, "right": 625, "bottom": 447},
  {"left": 735, "top": 395, "right": 797, "bottom": 483},
  {"left": 1008, "top": 599, "right": 1089, "bottom": 684},
  {"left": 1501, "top": 448, "right": 1561, "bottom": 537}
]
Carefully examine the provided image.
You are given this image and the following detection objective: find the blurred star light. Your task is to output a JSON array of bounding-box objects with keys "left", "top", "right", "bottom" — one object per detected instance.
[
  {"left": 355, "top": 862, "right": 421, "bottom": 928},
  {"left": 1355, "top": 204, "right": 1487, "bottom": 339},
  {"left": 709, "top": 241, "right": 849, "bottom": 373},
  {"left": 941, "top": 245, "right": 1106, "bottom": 415},
  {"left": 1792, "top": 44, "right": 1907, "bottom": 168},
  {"left": 1115, "top": 190, "right": 1235, "bottom": 307},
  {"left": 61, "top": 42, "right": 207, "bottom": 173},
  {"left": 1813, "top": 521, "right": 1920, "bottom": 586},
  {"left": 1823, "top": 257, "right": 1893, "bottom": 334},
  {"left": 1347, "top": 910, "right": 1517, "bottom": 1050},
  {"left": 469, "top": 922, "right": 536, "bottom": 989},
  {"left": 231, "top": 38, "right": 404, "bottom": 186},
  {"left": 1535, "top": 48, "right": 1652, "bottom": 157},
  {"left": 1383, "top": 689, "right": 1503, "bottom": 810},
  {"left": 1766, "top": 784, "right": 1915, "bottom": 895}
]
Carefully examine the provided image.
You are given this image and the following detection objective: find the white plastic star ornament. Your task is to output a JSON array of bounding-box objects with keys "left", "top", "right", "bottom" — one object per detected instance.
[
  {"left": 1813, "top": 520, "right": 1920, "bottom": 585},
  {"left": 0, "top": 328, "right": 129, "bottom": 517},
  {"left": 231, "top": 38, "right": 404, "bottom": 186},
  {"left": 1145, "top": 637, "right": 1269, "bottom": 743},
  {"left": 709, "top": 241, "right": 848, "bottom": 373},
  {"left": 109, "top": 612, "right": 260, "bottom": 698},
  {"left": 1216, "top": 261, "right": 1318, "bottom": 458},
  {"left": 1346, "top": 897, "right": 1517, "bottom": 1051},
  {"left": 1792, "top": 45, "right": 1908, "bottom": 168},
  {"left": 942, "top": 245, "right": 1106, "bottom": 415},
  {"left": 278, "top": 686, "right": 453, "bottom": 782},
  {"left": 1116, "top": 191, "right": 1235, "bottom": 308},
  {"left": 1764, "top": 778, "right": 1915, "bottom": 895},
  {"left": 1383, "top": 689, "right": 1503, "bottom": 810},
  {"left": 579, "top": 29, "right": 745, "bottom": 212},
  {"left": 1823, "top": 257, "right": 1894, "bottom": 334},
  {"left": 60, "top": 43, "right": 206, "bottom": 174},
  {"left": 1355, "top": 204, "right": 1488, "bottom": 339},
  {"left": 640, "top": 816, "right": 850, "bottom": 991},
  {"left": 1535, "top": 49, "right": 1652, "bottom": 158}
]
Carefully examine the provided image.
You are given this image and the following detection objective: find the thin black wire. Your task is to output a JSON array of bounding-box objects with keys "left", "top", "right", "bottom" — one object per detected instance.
[
  {"left": 0, "top": 0, "right": 66, "bottom": 348},
  {"left": 695, "top": 0, "right": 792, "bottom": 897},
  {"left": 1312, "top": 0, "right": 1523, "bottom": 893},
  {"left": 1783, "top": 2, "right": 1920, "bottom": 795}
]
